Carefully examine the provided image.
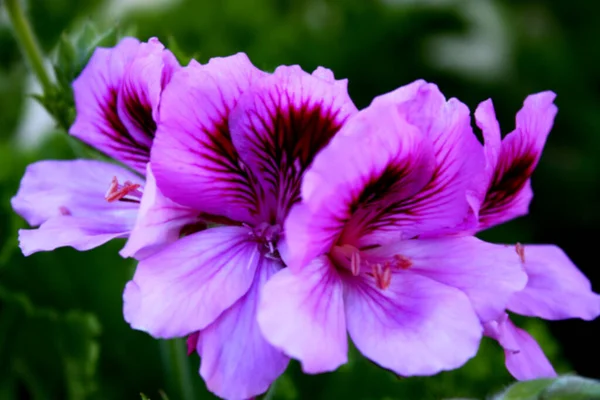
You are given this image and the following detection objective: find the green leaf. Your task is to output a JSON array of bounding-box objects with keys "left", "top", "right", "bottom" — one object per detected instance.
[
  {"left": 166, "top": 35, "right": 199, "bottom": 65},
  {"left": 0, "top": 286, "right": 101, "bottom": 400},
  {"left": 543, "top": 376, "right": 600, "bottom": 400},
  {"left": 493, "top": 376, "right": 600, "bottom": 400},
  {"left": 493, "top": 378, "right": 555, "bottom": 400}
]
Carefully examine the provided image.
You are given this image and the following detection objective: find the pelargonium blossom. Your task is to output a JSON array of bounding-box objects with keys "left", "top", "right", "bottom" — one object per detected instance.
[
  {"left": 469, "top": 92, "right": 600, "bottom": 379},
  {"left": 257, "top": 80, "right": 528, "bottom": 376},
  {"left": 122, "top": 54, "right": 358, "bottom": 399},
  {"left": 12, "top": 37, "right": 197, "bottom": 259}
]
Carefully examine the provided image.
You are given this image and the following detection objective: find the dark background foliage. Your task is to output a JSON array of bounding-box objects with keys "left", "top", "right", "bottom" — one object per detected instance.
[{"left": 0, "top": 0, "right": 598, "bottom": 399}]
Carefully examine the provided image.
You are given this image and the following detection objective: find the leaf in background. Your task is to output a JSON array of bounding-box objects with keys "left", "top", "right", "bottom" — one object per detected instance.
[
  {"left": 166, "top": 35, "right": 199, "bottom": 66},
  {"left": 0, "top": 286, "right": 101, "bottom": 400},
  {"left": 493, "top": 376, "right": 600, "bottom": 400}
]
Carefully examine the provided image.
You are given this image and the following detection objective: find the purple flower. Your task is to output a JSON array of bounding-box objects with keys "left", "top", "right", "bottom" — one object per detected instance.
[
  {"left": 12, "top": 37, "right": 196, "bottom": 259},
  {"left": 470, "top": 93, "right": 600, "bottom": 379},
  {"left": 122, "top": 54, "right": 357, "bottom": 399},
  {"left": 257, "top": 80, "right": 527, "bottom": 376}
]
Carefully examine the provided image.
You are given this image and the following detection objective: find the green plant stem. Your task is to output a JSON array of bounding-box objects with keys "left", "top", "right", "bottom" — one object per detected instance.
[
  {"left": 5, "top": 0, "right": 53, "bottom": 93},
  {"left": 160, "top": 339, "right": 194, "bottom": 400}
]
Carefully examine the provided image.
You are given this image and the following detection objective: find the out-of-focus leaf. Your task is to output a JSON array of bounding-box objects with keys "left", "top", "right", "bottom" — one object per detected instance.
[
  {"left": 493, "top": 376, "right": 600, "bottom": 400},
  {"left": 166, "top": 36, "right": 199, "bottom": 65},
  {"left": 0, "top": 286, "right": 101, "bottom": 400}
]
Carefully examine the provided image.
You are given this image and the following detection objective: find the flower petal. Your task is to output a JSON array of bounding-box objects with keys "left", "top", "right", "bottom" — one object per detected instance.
[
  {"left": 508, "top": 245, "right": 600, "bottom": 320},
  {"left": 120, "top": 164, "right": 199, "bottom": 260},
  {"left": 18, "top": 216, "right": 131, "bottom": 256},
  {"left": 70, "top": 38, "right": 144, "bottom": 174},
  {"left": 117, "top": 38, "right": 179, "bottom": 157},
  {"left": 478, "top": 92, "right": 557, "bottom": 230},
  {"left": 364, "top": 81, "right": 485, "bottom": 241},
  {"left": 484, "top": 314, "right": 556, "bottom": 380},
  {"left": 466, "top": 98, "right": 503, "bottom": 220},
  {"left": 229, "top": 65, "right": 357, "bottom": 222},
  {"left": 152, "top": 54, "right": 266, "bottom": 223},
  {"left": 284, "top": 102, "right": 435, "bottom": 270},
  {"left": 344, "top": 272, "right": 482, "bottom": 376},
  {"left": 258, "top": 256, "right": 347, "bottom": 373},
  {"left": 366, "top": 236, "right": 528, "bottom": 322},
  {"left": 11, "top": 160, "right": 140, "bottom": 255},
  {"left": 123, "top": 226, "right": 262, "bottom": 338},
  {"left": 196, "top": 258, "right": 289, "bottom": 400}
]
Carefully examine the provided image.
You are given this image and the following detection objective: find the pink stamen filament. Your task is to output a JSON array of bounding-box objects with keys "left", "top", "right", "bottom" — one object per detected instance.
[{"left": 105, "top": 176, "right": 143, "bottom": 203}]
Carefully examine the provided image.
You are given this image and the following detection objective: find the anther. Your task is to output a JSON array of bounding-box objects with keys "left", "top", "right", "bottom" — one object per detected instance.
[
  {"left": 392, "top": 254, "right": 412, "bottom": 270},
  {"left": 372, "top": 263, "right": 392, "bottom": 290},
  {"left": 105, "top": 176, "right": 142, "bottom": 202},
  {"left": 515, "top": 242, "right": 525, "bottom": 263}
]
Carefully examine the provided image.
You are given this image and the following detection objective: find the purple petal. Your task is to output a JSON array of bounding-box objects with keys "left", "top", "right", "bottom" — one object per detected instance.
[
  {"left": 344, "top": 272, "right": 482, "bottom": 376},
  {"left": 284, "top": 103, "right": 435, "bottom": 270},
  {"left": 478, "top": 92, "right": 557, "bottom": 230},
  {"left": 123, "top": 226, "right": 261, "bottom": 338},
  {"left": 11, "top": 160, "right": 140, "bottom": 255},
  {"left": 363, "top": 81, "right": 485, "bottom": 242},
  {"left": 258, "top": 256, "right": 347, "bottom": 373},
  {"left": 229, "top": 65, "right": 357, "bottom": 222},
  {"left": 464, "top": 98, "right": 503, "bottom": 220},
  {"left": 508, "top": 244, "right": 600, "bottom": 320},
  {"left": 70, "top": 37, "right": 177, "bottom": 174},
  {"left": 484, "top": 314, "right": 556, "bottom": 380},
  {"left": 117, "top": 38, "right": 179, "bottom": 153},
  {"left": 152, "top": 54, "right": 267, "bottom": 223},
  {"left": 19, "top": 216, "right": 131, "bottom": 256},
  {"left": 120, "top": 164, "right": 199, "bottom": 260},
  {"left": 366, "top": 236, "right": 528, "bottom": 322},
  {"left": 196, "top": 258, "right": 289, "bottom": 400}
]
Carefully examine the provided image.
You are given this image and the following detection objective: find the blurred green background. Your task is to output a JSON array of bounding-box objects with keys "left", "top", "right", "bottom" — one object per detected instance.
[{"left": 1, "top": 0, "right": 599, "bottom": 399}]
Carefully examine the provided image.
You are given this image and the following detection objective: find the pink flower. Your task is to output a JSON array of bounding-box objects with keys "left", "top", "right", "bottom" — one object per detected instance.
[
  {"left": 12, "top": 37, "right": 197, "bottom": 259},
  {"left": 122, "top": 54, "right": 358, "bottom": 399},
  {"left": 257, "top": 80, "right": 527, "bottom": 377},
  {"left": 470, "top": 93, "right": 600, "bottom": 379}
]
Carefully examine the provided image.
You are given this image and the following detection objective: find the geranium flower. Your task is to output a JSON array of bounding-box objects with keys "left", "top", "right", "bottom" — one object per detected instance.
[
  {"left": 471, "top": 93, "right": 600, "bottom": 379},
  {"left": 12, "top": 37, "right": 197, "bottom": 259},
  {"left": 257, "top": 80, "right": 527, "bottom": 376},
  {"left": 122, "top": 54, "right": 358, "bottom": 399}
]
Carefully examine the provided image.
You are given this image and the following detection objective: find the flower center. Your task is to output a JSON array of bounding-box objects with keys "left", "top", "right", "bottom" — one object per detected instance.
[
  {"left": 250, "top": 222, "right": 282, "bottom": 260},
  {"left": 330, "top": 244, "right": 412, "bottom": 290},
  {"left": 105, "top": 176, "right": 143, "bottom": 203}
]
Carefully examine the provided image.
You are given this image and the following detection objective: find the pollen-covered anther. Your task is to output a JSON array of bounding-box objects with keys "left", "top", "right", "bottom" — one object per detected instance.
[
  {"left": 515, "top": 242, "right": 525, "bottom": 263},
  {"left": 373, "top": 263, "right": 392, "bottom": 290},
  {"left": 392, "top": 254, "right": 412, "bottom": 270},
  {"left": 105, "top": 176, "right": 142, "bottom": 203}
]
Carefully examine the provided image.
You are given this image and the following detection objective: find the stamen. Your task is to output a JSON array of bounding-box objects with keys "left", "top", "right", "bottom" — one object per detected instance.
[
  {"left": 105, "top": 176, "right": 143, "bottom": 203},
  {"left": 515, "top": 242, "right": 525, "bottom": 263},
  {"left": 250, "top": 222, "right": 282, "bottom": 259},
  {"left": 350, "top": 251, "right": 361, "bottom": 276},
  {"left": 372, "top": 263, "right": 392, "bottom": 290},
  {"left": 392, "top": 254, "right": 412, "bottom": 270}
]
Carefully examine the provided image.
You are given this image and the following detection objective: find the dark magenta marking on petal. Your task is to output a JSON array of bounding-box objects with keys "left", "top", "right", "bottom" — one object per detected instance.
[
  {"left": 247, "top": 92, "right": 347, "bottom": 220},
  {"left": 96, "top": 88, "right": 151, "bottom": 166},
  {"left": 122, "top": 85, "right": 157, "bottom": 139},
  {"left": 194, "top": 116, "right": 261, "bottom": 217},
  {"left": 480, "top": 150, "right": 537, "bottom": 218}
]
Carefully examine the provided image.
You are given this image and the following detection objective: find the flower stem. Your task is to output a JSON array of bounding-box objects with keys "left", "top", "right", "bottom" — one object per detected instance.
[
  {"left": 4, "top": 0, "right": 53, "bottom": 94},
  {"left": 160, "top": 339, "right": 195, "bottom": 400}
]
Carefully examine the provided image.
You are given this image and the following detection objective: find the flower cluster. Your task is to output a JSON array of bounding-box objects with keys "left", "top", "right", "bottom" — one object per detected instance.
[{"left": 12, "top": 37, "right": 600, "bottom": 399}]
